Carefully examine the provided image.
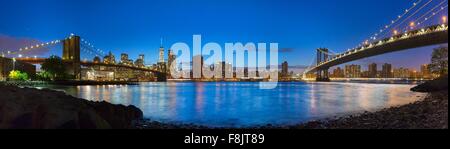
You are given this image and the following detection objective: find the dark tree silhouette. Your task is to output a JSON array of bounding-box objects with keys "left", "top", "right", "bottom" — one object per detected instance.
[{"left": 429, "top": 46, "right": 448, "bottom": 77}]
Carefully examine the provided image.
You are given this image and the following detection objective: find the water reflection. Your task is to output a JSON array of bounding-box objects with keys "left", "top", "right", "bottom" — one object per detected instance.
[{"left": 55, "top": 82, "right": 424, "bottom": 127}]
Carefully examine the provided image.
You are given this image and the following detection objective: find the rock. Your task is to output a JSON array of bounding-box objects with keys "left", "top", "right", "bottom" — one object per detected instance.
[
  {"left": 411, "top": 76, "right": 448, "bottom": 92},
  {"left": 0, "top": 85, "right": 143, "bottom": 129}
]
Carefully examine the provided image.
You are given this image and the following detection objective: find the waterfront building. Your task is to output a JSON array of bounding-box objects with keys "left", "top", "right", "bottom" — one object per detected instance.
[
  {"left": 368, "top": 63, "right": 377, "bottom": 78},
  {"left": 332, "top": 67, "right": 344, "bottom": 78},
  {"left": 134, "top": 54, "right": 145, "bottom": 68},
  {"left": 281, "top": 61, "right": 289, "bottom": 78},
  {"left": 381, "top": 63, "right": 393, "bottom": 78},
  {"left": 103, "top": 51, "right": 116, "bottom": 64},
  {"left": 394, "top": 67, "right": 411, "bottom": 78},
  {"left": 120, "top": 53, "right": 133, "bottom": 66},
  {"left": 421, "top": 64, "right": 431, "bottom": 79},
  {"left": 345, "top": 64, "right": 361, "bottom": 78},
  {"left": 192, "top": 55, "right": 204, "bottom": 79}
]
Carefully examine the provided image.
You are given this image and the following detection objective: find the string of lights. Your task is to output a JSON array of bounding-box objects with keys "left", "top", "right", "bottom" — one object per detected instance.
[
  {"left": 387, "top": 0, "right": 435, "bottom": 36},
  {"left": 368, "top": 0, "right": 423, "bottom": 41},
  {"left": 413, "top": 0, "right": 448, "bottom": 26},
  {"left": 418, "top": 5, "right": 448, "bottom": 25},
  {"left": 1, "top": 39, "right": 62, "bottom": 58}
]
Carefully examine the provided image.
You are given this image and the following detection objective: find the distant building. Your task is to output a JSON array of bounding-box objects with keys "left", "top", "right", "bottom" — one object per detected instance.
[
  {"left": 120, "top": 53, "right": 133, "bottom": 66},
  {"left": 167, "top": 49, "right": 176, "bottom": 75},
  {"left": 192, "top": 55, "right": 204, "bottom": 79},
  {"left": 281, "top": 61, "right": 289, "bottom": 78},
  {"left": 345, "top": 64, "right": 361, "bottom": 78},
  {"left": 381, "top": 63, "right": 393, "bottom": 78},
  {"left": 368, "top": 63, "right": 377, "bottom": 78},
  {"left": 394, "top": 67, "right": 411, "bottom": 78},
  {"left": 93, "top": 56, "right": 101, "bottom": 63},
  {"left": 103, "top": 51, "right": 116, "bottom": 64},
  {"left": 134, "top": 54, "right": 145, "bottom": 68},
  {"left": 421, "top": 64, "right": 431, "bottom": 79},
  {"left": 159, "top": 45, "right": 165, "bottom": 63},
  {"left": 332, "top": 67, "right": 344, "bottom": 78}
]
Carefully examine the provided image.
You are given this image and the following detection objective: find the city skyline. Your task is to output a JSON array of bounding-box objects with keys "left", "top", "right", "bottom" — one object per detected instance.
[{"left": 0, "top": 0, "right": 448, "bottom": 69}]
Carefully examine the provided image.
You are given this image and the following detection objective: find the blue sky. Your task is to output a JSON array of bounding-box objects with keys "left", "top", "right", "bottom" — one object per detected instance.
[{"left": 0, "top": 0, "right": 448, "bottom": 70}]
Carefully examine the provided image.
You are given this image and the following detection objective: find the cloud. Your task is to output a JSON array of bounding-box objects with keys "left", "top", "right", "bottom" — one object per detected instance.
[{"left": 0, "top": 34, "right": 51, "bottom": 56}]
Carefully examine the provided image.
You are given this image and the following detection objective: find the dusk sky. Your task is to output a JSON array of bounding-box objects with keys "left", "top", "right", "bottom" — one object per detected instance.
[{"left": 0, "top": 0, "right": 448, "bottom": 70}]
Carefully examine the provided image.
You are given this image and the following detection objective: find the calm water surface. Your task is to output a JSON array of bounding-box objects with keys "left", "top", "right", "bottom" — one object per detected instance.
[{"left": 49, "top": 82, "right": 424, "bottom": 127}]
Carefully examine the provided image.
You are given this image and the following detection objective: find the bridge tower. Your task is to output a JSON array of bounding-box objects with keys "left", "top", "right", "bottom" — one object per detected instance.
[
  {"left": 62, "top": 36, "right": 81, "bottom": 80},
  {"left": 316, "top": 48, "right": 330, "bottom": 81}
]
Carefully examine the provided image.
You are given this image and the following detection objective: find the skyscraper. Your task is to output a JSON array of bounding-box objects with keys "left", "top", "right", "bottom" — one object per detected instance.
[
  {"left": 381, "top": 63, "right": 393, "bottom": 78},
  {"left": 421, "top": 64, "right": 431, "bottom": 79},
  {"left": 281, "top": 61, "right": 289, "bottom": 78},
  {"left": 345, "top": 64, "right": 361, "bottom": 78},
  {"left": 103, "top": 51, "right": 116, "bottom": 64},
  {"left": 159, "top": 38, "right": 165, "bottom": 63},
  {"left": 368, "top": 63, "right": 378, "bottom": 78},
  {"left": 134, "top": 54, "right": 145, "bottom": 68},
  {"left": 167, "top": 49, "right": 176, "bottom": 75},
  {"left": 332, "top": 67, "right": 344, "bottom": 78}
]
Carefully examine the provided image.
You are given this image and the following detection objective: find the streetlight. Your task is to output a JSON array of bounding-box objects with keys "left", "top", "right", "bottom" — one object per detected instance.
[
  {"left": 393, "top": 30, "right": 399, "bottom": 35},
  {"left": 12, "top": 58, "right": 16, "bottom": 71},
  {"left": 443, "top": 16, "right": 448, "bottom": 24},
  {"left": 409, "top": 21, "right": 415, "bottom": 30}
]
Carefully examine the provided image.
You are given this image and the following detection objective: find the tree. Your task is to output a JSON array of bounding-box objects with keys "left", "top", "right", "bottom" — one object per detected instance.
[
  {"left": 8, "top": 70, "right": 29, "bottom": 81},
  {"left": 41, "top": 55, "right": 67, "bottom": 80},
  {"left": 36, "top": 71, "right": 52, "bottom": 81},
  {"left": 429, "top": 46, "right": 448, "bottom": 77}
]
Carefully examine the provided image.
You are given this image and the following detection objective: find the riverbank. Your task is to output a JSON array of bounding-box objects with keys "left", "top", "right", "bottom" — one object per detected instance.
[
  {"left": 0, "top": 80, "right": 139, "bottom": 86},
  {"left": 1, "top": 77, "right": 447, "bottom": 129},
  {"left": 136, "top": 76, "right": 448, "bottom": 129},
  {"left": 135, "top": 90, "right": 447, "bottom": 129},
  {"left": 0, "top": 84, "right": 143, "bottom": 129}
]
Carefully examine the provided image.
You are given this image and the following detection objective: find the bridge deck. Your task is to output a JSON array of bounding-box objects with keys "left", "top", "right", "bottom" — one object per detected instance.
[{"left": 308, "top": 24, "right": 448, "bottom": 73}]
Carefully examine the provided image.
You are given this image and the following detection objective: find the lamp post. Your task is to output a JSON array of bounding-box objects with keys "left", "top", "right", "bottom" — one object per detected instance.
[{"left": 12, "top": 58, "right": 16, "bottom": 71}]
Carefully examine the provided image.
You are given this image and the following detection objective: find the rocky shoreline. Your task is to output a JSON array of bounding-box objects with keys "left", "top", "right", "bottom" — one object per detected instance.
[
  {"left": 135, "top": 90, "right": 447, "bottom": 129},
  {"left": 0, "top": 85, "right": 143, "bottom": 129},
  {"left": 1, "top": 76, "right": 447, "bottom": 129},
  {"left": 137, "top": 76, "right": 448, "bottom": 129}
]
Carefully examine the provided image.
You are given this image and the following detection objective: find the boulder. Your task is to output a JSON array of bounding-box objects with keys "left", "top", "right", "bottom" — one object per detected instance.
[
  {"left": 411, "top": 75, "right": 448, "bottom": 92},
  {"left": 0, "top": 85, "right": 143, "bottom": 129}
]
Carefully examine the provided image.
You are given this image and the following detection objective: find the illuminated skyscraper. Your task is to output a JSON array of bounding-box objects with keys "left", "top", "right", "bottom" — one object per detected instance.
[
  {"left": 159, "top": 38, "right": 165, "bottom": 63},
  {"left": 345, "top": 64, "right": 361, "bottom": 78},
  {"left": 135, "top": 54, "right": 145, "bottom": 68},
  {"left": 103, "top": 51, "right": 116, "bottom": 64}
]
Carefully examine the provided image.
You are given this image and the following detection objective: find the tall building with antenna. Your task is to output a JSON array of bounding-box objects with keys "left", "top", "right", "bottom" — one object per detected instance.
[{"left": 159, "top": 38, "right": 165, "bottom": 63}]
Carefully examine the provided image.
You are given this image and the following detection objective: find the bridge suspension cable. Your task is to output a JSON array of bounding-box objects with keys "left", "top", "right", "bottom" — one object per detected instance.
[
  {"left": 1, "top": 39, "right": 62, "bottom": 58},
  {"left": 413, "top": 0, "right": 448, "bottom": 26},
  {"left": 384, "top": 0, "right": 435, "bottom": 37},
  {"left": 417, "top": 5, "right": 448, "bottom": 26},
  {"left": 80, "top": 37, "right": 107, "bottom": 59},
  {"left": 368, "top": 0, "right": 423, "bottom": 41}
]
